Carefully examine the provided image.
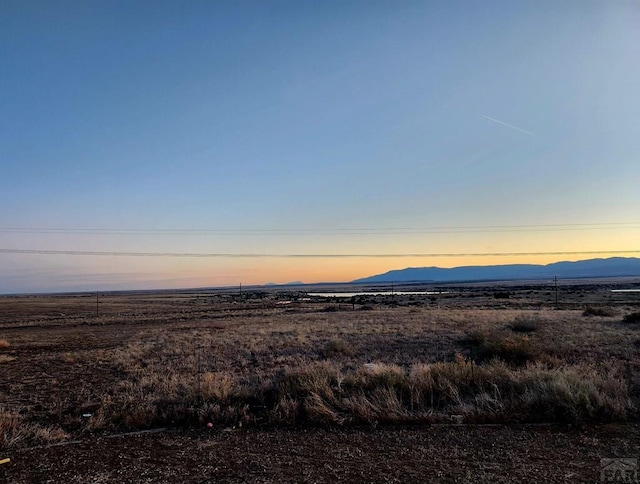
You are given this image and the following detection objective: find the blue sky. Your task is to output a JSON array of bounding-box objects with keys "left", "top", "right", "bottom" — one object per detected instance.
[{"left": 1, "top": 0, "right": 639, "bottom": 293}]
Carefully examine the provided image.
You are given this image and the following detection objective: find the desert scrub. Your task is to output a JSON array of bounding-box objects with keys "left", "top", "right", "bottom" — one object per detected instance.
[
  {"left": 323, "top": 305, "right": 341, "bottom": 312},
  {"left": 267, "top": 359, "right": 633, "bottom": 425},
  {"left": 465, "top": 330, "right": 540, "bottom": 366},
  {"left": 508, "top": 315, "right": 539, "bottom": 333},
  {"left": 84, "top": 354, "right": 635, "bottom": 432},
  {"left": 623, "top": 312, "right": 640, "bottom": 324},
  {"left": 583, "top": 306, "right": 616, "bottom": 317},
  {"left": 0, "top": 406, "right": 68, "bottom": 450},
  {"left": 18, "top": 306, "right": 632, "bottom": 440},
  {"left": 0, "top": 339, "right": 14, "bottom": 363},
  {"left": 321, "top": 338, "right": 352, "bottom": 358},
  {"left": 272, "top": 361, "right": 346, "bottom": 424},
  {"left": 515, "top": 363, "right": 632, "bottom": 423}
]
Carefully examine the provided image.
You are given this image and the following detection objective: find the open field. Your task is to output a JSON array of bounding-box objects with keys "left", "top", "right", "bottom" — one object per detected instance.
[{"left": 1, "top": 279, "right": 640, "bottom": 482}]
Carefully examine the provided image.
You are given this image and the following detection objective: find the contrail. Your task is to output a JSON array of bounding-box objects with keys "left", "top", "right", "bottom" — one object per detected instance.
[{"left": 482, "top": 115, "right": 538, "bottom": 138}]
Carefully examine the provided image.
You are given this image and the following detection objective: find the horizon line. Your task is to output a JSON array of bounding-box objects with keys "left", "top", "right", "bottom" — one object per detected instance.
[{"left": 1, "top": 249, "right": 639, "bottom": 258}]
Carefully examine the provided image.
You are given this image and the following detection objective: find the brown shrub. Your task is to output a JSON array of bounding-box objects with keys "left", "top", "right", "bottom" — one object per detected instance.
[
  {"left": 466, "top": 330, "right": 540, "bottom": 366},
  {"left": 623, "top": 312, "right": 640, "bottom": 324},
  {"left": 1, "top": 406, "right": 68, "bottom": 450},
  {"left": 508, "top": 315, "right": 539, "bottom": 333},
  {"left": 583, "top": 306, "right": 616, "bottom": 317},
  {"left": 321, "top": 338, "right": 352, "bottom": 358}
]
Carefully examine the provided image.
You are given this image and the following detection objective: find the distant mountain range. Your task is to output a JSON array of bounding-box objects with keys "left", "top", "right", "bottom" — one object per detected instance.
[{"left": 352, "top": 257, "right": 640, "bottom": 284}]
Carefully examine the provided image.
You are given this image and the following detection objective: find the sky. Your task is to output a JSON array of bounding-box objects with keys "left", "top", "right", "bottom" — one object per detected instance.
[{"left": 1, "top": 0, "right": 640, "bottom": 293}]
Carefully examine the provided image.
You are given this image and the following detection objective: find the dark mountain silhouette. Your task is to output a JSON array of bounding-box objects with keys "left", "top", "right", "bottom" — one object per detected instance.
[{"left": 352, "top": 257, "right": 640, "bottom": 284}]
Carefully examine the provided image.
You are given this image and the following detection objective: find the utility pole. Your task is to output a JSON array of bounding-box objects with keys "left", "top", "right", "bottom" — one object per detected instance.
[
  {"left": 96, "top": 291, "right": 99, "bottom": 317},
  {"left": 239, "top": 282, "right": 242, "bottom": 301},
  {"left": 554, "top": 275, "right": 558, "bottom": 306}
]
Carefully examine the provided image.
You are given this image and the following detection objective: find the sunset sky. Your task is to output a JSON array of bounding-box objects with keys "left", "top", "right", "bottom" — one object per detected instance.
[{"left": 2, "top": 0, "right": 640, "bottom": 293}]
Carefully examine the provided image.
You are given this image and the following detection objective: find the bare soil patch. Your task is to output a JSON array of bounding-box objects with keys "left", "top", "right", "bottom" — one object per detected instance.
[{"left": 4, "top": 424, "right": 640, "bottom": 483}]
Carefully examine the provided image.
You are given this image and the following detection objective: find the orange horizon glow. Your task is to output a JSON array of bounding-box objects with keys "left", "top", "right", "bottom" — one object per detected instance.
[
  {"left": 135, "top": 251, "right": 640, "bottom": 289},
  {"left": 2, "top": 224, "right": 638, "bottom": 292}
]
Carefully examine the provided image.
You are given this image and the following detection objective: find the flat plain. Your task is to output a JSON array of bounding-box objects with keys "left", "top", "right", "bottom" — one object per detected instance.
[{"left": 1, "top": 279, "right": 639, "bottom": 483}]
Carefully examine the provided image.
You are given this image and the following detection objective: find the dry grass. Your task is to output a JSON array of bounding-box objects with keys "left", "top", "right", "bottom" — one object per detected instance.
[
  {"left": 1, "top": 291, "right": 639, "bottom": 450},
  {"left": 269, "top": 358, "right": 632, "bottom": 425},
  {"left": 76, "top": 308, "right": 634, "bottom": 431},
  {"left": 0, "top": 406, "right": 68, "bottom": 448}
]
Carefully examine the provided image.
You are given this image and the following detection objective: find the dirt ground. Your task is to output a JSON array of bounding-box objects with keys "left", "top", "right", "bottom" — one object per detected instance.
[
  {"left": 2, "top": 424, "right": 638, "bottom": 483},
  {"left": 1, "top": 280, "right": 639, "bottom": 483}
]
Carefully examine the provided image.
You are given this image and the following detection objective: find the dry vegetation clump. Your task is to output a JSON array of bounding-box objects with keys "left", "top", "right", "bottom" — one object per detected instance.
[
  {"left": 0, "top": 406, "right": 68, "bottom": 450},
  {"left": 320, "top": 338, "right": 352, "bottom": 358},
  {"left": 323, "top": 305, "right": 341, "bottom": 312},
  {"left": 84, "top": 333, "right": 271, "bottom": 431},
  {"left": 260, "top": 359, "right": 633, "bottom": 426},
  {"left": 514, "top": 363, "right": 631, "bottom": 423},
  {"left": 507, "top": 315, "right": 539, "bottom": 333},
  {"left": 0, "top": 339, "right": 15, "bottom": 363},
  {"left": 464, "top": 330, "right": 540, "bottom": 367},
  {"left": 87, "top": 349, "right": 634, "bottom": 431},
  {"left": 582, "top": 306, "right": 616, "bottom": 317},
  {"left": 623, "top": 311, "right": 640, "bottom": 325}
]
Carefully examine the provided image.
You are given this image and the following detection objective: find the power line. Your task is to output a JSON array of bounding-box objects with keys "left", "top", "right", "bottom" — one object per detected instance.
[
  {"left": 0, "top": 222, "right": 639, "bottom": 236},
  {"left": 1, "top": 248, "right": 638, "bottom": 258}
]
